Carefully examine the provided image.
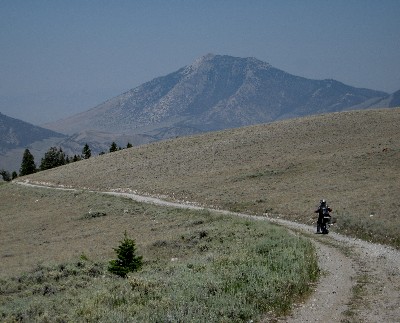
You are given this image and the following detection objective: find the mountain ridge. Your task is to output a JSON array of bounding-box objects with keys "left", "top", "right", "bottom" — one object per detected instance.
[
  {"left": 44, "top": 54, "right": 388, "bottom": 136},
  {"left": 0, "top": 112, "right": 65, "bottom": 152},
  {"left": 0, "top": 112, "right": 152, "bottom": 172}
]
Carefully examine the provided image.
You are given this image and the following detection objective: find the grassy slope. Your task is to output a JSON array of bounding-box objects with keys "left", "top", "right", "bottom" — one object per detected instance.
[
  {"left": 2, "top": 108, "right": 398, "bottom": 321},
  {"left": 0, "top": 184, "right": 317, "bottom": 322},
  {"left": 20, "top": 108, "right": 400, "bottom": 247}
]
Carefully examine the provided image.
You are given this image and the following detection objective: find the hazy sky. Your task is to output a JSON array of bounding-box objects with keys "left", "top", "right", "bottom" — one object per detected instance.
[{"left": 1, "top": 0, "right": 399, "bottom": 125}]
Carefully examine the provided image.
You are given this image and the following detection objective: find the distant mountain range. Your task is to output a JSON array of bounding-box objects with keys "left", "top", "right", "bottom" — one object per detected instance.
[
  {"left": 44, "top": 54, "right": 392, "bottom": 139},
  {"left": 1, "top": 54, "right": 399, "bottom": 172},
  {"left": 350, "top": 89, "right": 400, "bottom": 110},
  {"left": 0, "top": 113, "right": 66, "bottom": 172},
  {"left": 0, "top": 112, "right": 160, "bottom": 172},
  {"left": 0, "top": 113, "right": 150, "bottom": 172},
  {"left": 0, "top": 112, "right": 65, "bottom": 153}
]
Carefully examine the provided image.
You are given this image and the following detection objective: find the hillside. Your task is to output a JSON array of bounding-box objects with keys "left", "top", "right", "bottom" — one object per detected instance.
[
  {"left": 369, "top": 88, "right": 400, "bottom": 108},
  {"left": 0, "top": 112, "right": 67, "bottom": 172},
  {"left": 19, "top": 108, "right": 400, "bottom": 247},
  {"left": 44, "top": 54, "right": 387, "bottom": 138},
  {"left": 0, "top": 112, "right": 65, "bottom": 152}
]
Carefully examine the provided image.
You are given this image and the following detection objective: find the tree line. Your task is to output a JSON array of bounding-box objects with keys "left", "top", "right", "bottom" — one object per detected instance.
[{"left": 0, "top": 141, "right": 132, "bottom": 182}]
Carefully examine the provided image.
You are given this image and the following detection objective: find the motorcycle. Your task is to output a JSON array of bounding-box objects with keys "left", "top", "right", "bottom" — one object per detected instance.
[{"left": 320, "top": 214, "right": 332, "bottom": 234}]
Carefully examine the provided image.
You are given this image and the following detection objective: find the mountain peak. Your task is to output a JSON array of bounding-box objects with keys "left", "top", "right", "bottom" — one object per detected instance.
[
  {"left": 44, "top": 54, "right": 388, "bottom": 136},
  {"left": 183, "top": 54, "right": 271, "bottom": 77},
  {"left": 198, "top": 53, "right": 216, "bottom": 62},
  {"left": 183, "top": 53, "right": 216, "bottom": 75}
]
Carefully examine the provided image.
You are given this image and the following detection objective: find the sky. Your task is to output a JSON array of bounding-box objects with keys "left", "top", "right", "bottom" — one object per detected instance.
[{"left": 1, "top": 0, "right": 399, "bottom": 125}]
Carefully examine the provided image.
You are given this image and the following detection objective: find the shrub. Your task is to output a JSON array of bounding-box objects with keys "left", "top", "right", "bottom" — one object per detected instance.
[{"left": 108, "top": 232, "right": 143, "bottom": 278}]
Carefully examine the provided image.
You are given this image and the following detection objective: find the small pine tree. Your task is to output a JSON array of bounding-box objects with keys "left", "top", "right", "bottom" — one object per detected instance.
[
  {"left": 0, "top": 170, "right": 11, "bottom": 181},
  {"left": 12, "top": 171, "right": 18, "bottom": 180},
  {"left": 109, "top": 142, "right": 118, "bottom": 153},
  {"left": 19, "top": 148, "right": 36, "bottom": 176},
  {"left": 108, "top": 232, "right": 143, "bottom": 278},
  {"left": 82, "top": 143, "right": 91, "bottom": 159},
  {"left": 127, "top": 142, "right": 133, "bottom": 148}
]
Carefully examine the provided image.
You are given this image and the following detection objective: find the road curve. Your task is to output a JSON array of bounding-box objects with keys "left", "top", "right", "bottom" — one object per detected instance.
[{"left": 14, "top": 181, "right": 400, "bottom": 322}]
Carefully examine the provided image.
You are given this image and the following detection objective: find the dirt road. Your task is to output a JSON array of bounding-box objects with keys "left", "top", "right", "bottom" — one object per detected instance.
[
  {"left": 14, "top": 181, "right": 400, "bottom": 322},
  {"left": 266, "top": 217, "right": 400, "bottom": 323}
]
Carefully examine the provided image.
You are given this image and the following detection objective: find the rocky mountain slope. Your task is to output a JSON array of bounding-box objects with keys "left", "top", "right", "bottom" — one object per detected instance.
[{"left": 44, "top": 54, "right": 388, "bottom": 138}]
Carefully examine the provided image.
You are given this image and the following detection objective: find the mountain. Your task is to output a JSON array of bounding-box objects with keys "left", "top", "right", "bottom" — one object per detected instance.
[
  {"left": 369, "top": 89, "right": 400, "bottom": 108},
  {"left": 44, "top": 54, "right": 388, "bottom": 138},
  {"left": 0, "top": 112, "right": 152, "bottom": 172},
  {"left": 0, "top": 112, "right": 67, "bottom": 172},
  {"left": 0, "top": 112, "right": 65, "bottom": 152}
]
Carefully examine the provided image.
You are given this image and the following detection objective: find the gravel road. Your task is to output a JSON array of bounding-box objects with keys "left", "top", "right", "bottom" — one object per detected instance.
[
  {"left": 14, "top": 181, "right": 400, "bottom": 322},
  {"left": 265, "top": 217, "right": 400, "bottom": 323}
]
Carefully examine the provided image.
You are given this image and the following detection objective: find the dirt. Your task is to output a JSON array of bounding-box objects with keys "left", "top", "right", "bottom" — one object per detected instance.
[
  {"left": 13, "top": 181, "right": 400, "bottom": 322},
  {"left": 265, "top": 218, "right": 400, "bottom": 323}
]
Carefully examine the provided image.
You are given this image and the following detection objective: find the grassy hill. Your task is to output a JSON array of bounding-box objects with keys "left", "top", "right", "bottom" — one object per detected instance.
[
  {"left": 1, "top": 108, "right": 398, "bottom": 321},
  {"left": 19, "top": 108, "right": 400, "bottom": 247}
]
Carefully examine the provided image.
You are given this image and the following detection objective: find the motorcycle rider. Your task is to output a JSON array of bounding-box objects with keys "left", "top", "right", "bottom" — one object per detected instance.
[{"left": 315, "top": 199, "right": 332, "bottom": 233}]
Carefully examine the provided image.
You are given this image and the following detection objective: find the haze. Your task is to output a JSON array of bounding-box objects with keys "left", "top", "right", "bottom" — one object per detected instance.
[{"left": 1, "top": 0, "right": 399, "bottom": 125}]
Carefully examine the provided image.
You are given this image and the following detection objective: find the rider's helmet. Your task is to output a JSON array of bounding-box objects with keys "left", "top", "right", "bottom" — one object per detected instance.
[{"left": 320, "top": 199, "right": 326, "bottom": 206}]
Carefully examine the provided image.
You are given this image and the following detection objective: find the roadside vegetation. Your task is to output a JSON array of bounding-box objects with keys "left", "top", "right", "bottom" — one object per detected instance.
[{"left": 0, "top": 184, "right": 318, "bottom": 322}]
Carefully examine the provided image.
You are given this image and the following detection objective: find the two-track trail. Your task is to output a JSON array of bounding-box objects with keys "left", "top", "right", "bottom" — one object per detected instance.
[{"left": 14, "top": 181, "right": 400, "bottom": 322}]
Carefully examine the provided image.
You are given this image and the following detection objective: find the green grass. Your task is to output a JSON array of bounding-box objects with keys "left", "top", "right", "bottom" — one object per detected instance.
[{"left": 0, "top": 186, "right": 318, "bottom": 322}]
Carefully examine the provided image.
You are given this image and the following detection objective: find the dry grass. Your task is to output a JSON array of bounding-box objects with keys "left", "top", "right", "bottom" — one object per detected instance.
[
  {"left": 0, "top": 184, "right": 142, "bottom": 278},
  {"left": 0, "top": 184, "right": 318, "bottom": 321},
  {"left": 2, "top": 108, "right": 398, "bottom": 321},
  {"left": 19, "top": 108, "right": 400, "bottom": 247}
]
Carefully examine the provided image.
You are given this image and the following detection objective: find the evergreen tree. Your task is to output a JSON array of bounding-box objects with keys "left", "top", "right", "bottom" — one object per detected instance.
[
  {"left": 19, "top": 148, "right": 36, "bottom": 176},
  {"left": 12, "top": 171, "right": 18, "bottom": 180},
  {"left": 0, "top": 170, "right": 11, "bottom": 181},
  {"left": 40, "top": 147, "right": 66, "bottom": 171},
  {"left": 127, "top": 142, "right": 133, "bottom": 148},
  {"left": 82, "top": 143, "right": 91, "bottom": 159},
  {"left": 58, "top": 148, "right": 66, "bottom": 165},
  {"left": 109, "top": 142, "right": 118, "bottom": 153},
  {"left": 108, "top": 232, "right": 143, "bottom": 278},
  {"left": 73, "top": 154, "right": 82, "bottom": 162}
]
